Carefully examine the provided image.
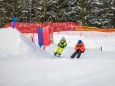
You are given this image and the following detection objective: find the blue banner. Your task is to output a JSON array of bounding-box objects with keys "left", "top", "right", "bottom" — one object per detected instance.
[
  {"left": 12, "top": 16, "right": 17, "bottom": 28},
  {"left": 38, "top": 28, "right": 44, "bottom": 47}
]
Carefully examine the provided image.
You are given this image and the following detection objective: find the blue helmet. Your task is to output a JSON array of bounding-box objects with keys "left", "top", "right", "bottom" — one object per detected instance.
[
  {"left": 61, "top": 37, "right": 65, "bottom": 40},
  {"left": 78, "top": 40, "right": 82, "bottom": 44}
]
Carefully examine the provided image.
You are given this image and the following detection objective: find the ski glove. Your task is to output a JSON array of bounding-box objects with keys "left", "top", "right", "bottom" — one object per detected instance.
[
  {"left": 58, "top": 43, "right": 61, "bottom": 47},
  {"left": 61, "top": 45, "right": 65, "bottom": 48},
  {"left": 82, "top": 51, "right": 85, "bottom": 53},
  {"left": 58, "top": 44, "right": 65, "bottom": 48}
]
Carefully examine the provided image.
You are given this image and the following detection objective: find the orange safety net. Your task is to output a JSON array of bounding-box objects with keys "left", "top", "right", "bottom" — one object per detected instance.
[{"left": 75, "top": 26, "right": 115, "bottom": 32}]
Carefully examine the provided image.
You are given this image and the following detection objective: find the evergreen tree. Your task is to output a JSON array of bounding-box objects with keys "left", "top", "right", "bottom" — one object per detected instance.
[
  {"left": 110, "top": 0, "right": 115, "bottom": 28},
  {"left": 0, "top": 0, "right": 23, "bottom": 27},
  {"left": 77, "top": 0, "right": 93, "bottom": 26},
  {"left": 90, "top": 0, "right": 115, "bottom": 28},
  {"left": 0, "top": 0, "right": 115, "bottom": 28}
]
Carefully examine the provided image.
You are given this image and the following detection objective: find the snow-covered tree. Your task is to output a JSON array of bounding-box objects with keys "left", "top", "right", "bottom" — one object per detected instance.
[
  {"left": 22, "top": 0, "right": 35, "bottom": 22},
  {"left": 0, "top": 0, "right": 23, "bottom": 27},
  {"left": 110, "top": 0, "right": 115, "bottom": 28},
  {"left": 0, "top": 0, "right": 7, "bottom": 27},
  {"left": 0, "top": 0, "right": 115, "bottom": 28},
  {"left": 90, "top": 0, "right": 115, "bottom": 28},
  {"left": 76, "top": 0, "right": 93, "bottom": 26}
]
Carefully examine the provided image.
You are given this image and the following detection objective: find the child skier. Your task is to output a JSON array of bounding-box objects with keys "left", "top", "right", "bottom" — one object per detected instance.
[
  {"left": 71, "top": 40, "right": 85, "bottom": 59},
  {"left": 54, "top": 37, "right": 67, "bottom": 57}
]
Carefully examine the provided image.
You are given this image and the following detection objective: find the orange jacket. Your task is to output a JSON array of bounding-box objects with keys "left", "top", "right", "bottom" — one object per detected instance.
[{"left": 75, "top": 43, "right": 85, "bottom": 52}]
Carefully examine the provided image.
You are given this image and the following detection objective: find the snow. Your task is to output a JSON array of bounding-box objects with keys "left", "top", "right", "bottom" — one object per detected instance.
[
  {"left": 111, "top": 7, "right": 115, "bottom": 10},
  {"left": 0, "top": 27, "right": 52, "bottom": 58},
  {"left": 0, "top": 27, "right": 115, "bottom": 86}
]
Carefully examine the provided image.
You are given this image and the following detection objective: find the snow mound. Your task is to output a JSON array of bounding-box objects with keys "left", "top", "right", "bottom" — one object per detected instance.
[{"left": 0, "top": 27, "right": 52, "bottom": 58}]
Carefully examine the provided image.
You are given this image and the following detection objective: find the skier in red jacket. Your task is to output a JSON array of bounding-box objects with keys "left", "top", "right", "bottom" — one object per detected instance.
[{"left": 71, "top": 40, "right": 85, "bottom": 58}]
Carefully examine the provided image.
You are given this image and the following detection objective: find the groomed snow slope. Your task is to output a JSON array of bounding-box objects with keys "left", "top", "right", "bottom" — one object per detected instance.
[{"left": 0, "top": 28, "right": 115, "bottom": 86}]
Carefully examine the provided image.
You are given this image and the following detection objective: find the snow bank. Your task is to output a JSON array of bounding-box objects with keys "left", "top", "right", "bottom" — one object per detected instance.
[{"left": 0, "top": 27, "right": 52, "bottom": 58}]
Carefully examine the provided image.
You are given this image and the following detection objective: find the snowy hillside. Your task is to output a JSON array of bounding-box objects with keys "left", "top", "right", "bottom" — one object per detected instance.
[{"left": 0, "top": 27, "right": 115, "bottom": 86}]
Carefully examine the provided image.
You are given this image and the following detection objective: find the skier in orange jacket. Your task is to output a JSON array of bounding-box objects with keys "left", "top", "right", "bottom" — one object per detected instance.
[{"left": 71, "top": 40, "right": 85, "bottom": 58}]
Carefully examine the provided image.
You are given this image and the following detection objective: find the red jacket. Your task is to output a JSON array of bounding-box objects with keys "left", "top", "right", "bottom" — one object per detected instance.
[{"left": 75, "top": 43, "right": 85, "bottom": 52}]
